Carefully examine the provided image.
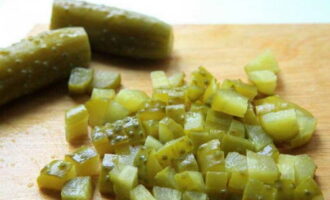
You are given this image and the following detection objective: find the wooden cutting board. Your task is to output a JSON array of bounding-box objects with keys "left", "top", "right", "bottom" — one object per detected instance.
[{"left": 0, "top": 24, "right": 330, "bottom": 199}]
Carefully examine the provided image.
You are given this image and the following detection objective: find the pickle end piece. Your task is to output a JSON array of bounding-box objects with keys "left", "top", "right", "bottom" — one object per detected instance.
[
  {"left": 65, "top": 104, "right": 89, "bottom": 143},
  {"left": 68, "top": 67, "right": 94, "bottom": 94},
  {"left": 37, "top": 160, "right": 76, "bottom": 191},
  {"left": 65, "top": 146, "right": 100, "bottom": 176},
  {"left": 61, "top": 176, "right": 93, "bottom": 200}
]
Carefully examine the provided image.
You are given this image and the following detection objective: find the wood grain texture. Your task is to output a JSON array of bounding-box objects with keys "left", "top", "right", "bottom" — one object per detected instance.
[{"left": 0, "top": 24, "right": 330, "bottom": 199}]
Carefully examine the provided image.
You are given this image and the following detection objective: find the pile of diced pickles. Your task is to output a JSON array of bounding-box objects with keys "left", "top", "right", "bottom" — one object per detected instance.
[{"left": 37, "top": 51, "right": 323, "bottom": 200}]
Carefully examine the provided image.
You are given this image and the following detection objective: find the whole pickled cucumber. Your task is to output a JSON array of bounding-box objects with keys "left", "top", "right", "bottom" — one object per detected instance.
[
  {"left": 0, "top": 27, "right": 91, "bottom": 106},
  {"left": 51, "top": 0, "right": 173, "bottom": 59}
]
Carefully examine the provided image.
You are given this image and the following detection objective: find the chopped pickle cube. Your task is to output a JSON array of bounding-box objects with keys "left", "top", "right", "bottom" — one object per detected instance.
[
  {"left": 98, "top": 154, "right": 118, "bottom": 195},
  {"left": 145, "top": 136, "right": 163, "bottom": 150},
  {"left": 134, "top": 147, "right": 163, "bottom": 186},
  {"left": 294, "top": 178, "right": 323, "bottom": 200},
  {"left": 112, "top": 165, "right": 138, "bottom": 200},
  {"left": 191, "top": 66, "right": 214, "bottom": 89},
  {"left": 247, "top": 151, "right": 279, "bottom": 184},
  {"left": 187, "top": 85, "right": 204, "bottom": 102},
  {"left": 85, "top": 97, "right": 109, "bottom": 126},
  {"left": 169, "top": 72, "right": 185, "bottom": 88},
  {"left": 243, "top": 103, "right": 259, "bottom": 125},
  {"left": 166, "top": 104, "right": 186, "bottom": 125},
  {"left": 221, "top": 135, "right": 255, "bottom": 155},
  {"left": 153, "top": 186, "right": 182, "bottom": 200},
  {"left": 277, "top": 154, "right": 296, "bottom": 183},
  {"left": 101, "top": 116, "right": 145, "bottom": 149},
  {"left": 142, "top": 120, "right": 159, "bottom": 138},
  {"left": 65, "top": 146, "right": 100, "bottom": 176},
  {"left": 225, "top": 152, "right": 248, "bottom": 193},
  {"left": 91, "top": 88, "right": 115, "bottom": 100},
  {"left": 205, "top": 109, "right": 232, "bottom": 131},
  {"left": 242, "top": 179, "right": 277, "bottom": 200},
  {"left": 244, "top": 50, "right": 280, "bottom": 73},
  {"left": 115, "top": 89, "right": 149, "bottom": 113},
  {"left": 106, "top": 100, "right": 130, "bottom": 123},
  {"left": 205, "top": 171, "right": 228, "bottom": 195},
  {"left": 232, "top": 80, "right": 258, "bottom": 100},
  {"left": 68, "top": 67, "right": 93, "bottom": 94},
  {"left": 151, "top": 71, "right": 170, "bottom": 89},
  {"left": 203, "top": 78, "right": 218, "bottom": 104},
  {"left": 246, "top": 125, "right": 273, "bottom": 151},
  {"left": 275, "top": 179, "right": 295, "bottom": 200},
  {"left": 175, "top": 171, "right": 205, "bottom": 192},
  {"left": 159, "top": 117, "right": 184, "bottom": 143},
  {"left": 260, "top": 109, "right": 299, "bottom": 142},
  {"left": 156, "top": 136, "right": 193, "bottom": 167},
  {"left": 92, "top": 70, "right": 121, "bottom": 90},
  {"left": 248, "top": 70, "right": 277, "bottom": 95},
  {"left": 228, "top": 119, "right": 245, "bottom": 138},
  {"left": 188, "top": 130, "right": 225, "bottom": 150},
  {"left": 91, "top": 126, "right": 113, "bottom": 155},
  {"left": 184, "top": 112, "right": 205, "bottom": 134},
  {"left": 211, "top": 89, "right": 248, "bottom": 117},
  {"left": 37, "top": 160, "right": 76, "bottom": 191},
  {"left": 289, "top": 109, "right": 317, "bottom": 148},
  {"left": 175, "top": 153, "right": 199, "bottom": 172},
  {"left": 61, "top": 176, "right": 92, "bottom": 200},
  {"left": 197, "top": 139, "right": 225, "bottom": 173},
  {"left": 182, "top": 191, "right": 209, "bottom": 200},
  {"left": 294, "top": 154, "right": 316, "bottom": 184},
  {"left": 130, "top": 184, "right": 156, "bottom": 200},
  {"left": 155, "top": 167, "right": 177, "bottom": 188},
  {"left": 257, "top": 143, "right": 279, "bottom": 161},
  {"left": 65, "top": 104, "right": 89, "bottom": 143},
  {"left": 138, "top": 100, "right": 166, "bottom": 121}
]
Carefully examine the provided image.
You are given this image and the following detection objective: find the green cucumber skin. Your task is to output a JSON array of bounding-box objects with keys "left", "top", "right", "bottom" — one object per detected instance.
[{"left": 51, "top": 0, "right": 173, "bottom": 59}]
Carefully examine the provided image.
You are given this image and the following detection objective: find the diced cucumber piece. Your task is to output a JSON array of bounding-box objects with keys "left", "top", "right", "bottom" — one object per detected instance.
[
  {"left": 175, "top": 171, "right": 205, "bottom": 192},
  {"left": 197, "top": 139, "right": 225, "bottom": 173},
  {"left": 153, "top": 186, "right": 182, "bottom": 200},
  {"left": 151, "top": 71, "right": 170, "bottom": 89},
  {"left": 61, "top": 176, "right": 93, "bottom": 200},
  {"left": 65, "top": 146, "right": 100, "bottom": 176},
  {"left": 211, "top": 89, "right": 248, "bottom": 117},
  {"left": 115, "top": 89, "right": 149, "bottom": 114},
  {"left": 68, "top": 67, "right": 93, "bottom": 94},
  {"left": 244, "top": 50, "right": 280, "bottom": 73},
  {"left": 131, "top": 184, "right": 156, "bottom": 200},
  {"left": 37, "top": 160, "right": 76, "bottom": 191},
  {"left": 65, "top": 104, "right": 89, "bottom": 143},
  {"left": 247, "top": 151, "right": 279, "bottom": 184}
]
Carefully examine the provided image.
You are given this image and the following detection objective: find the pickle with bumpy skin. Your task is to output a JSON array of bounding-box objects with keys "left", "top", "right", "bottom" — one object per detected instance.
[
  {"left": 0, "top": 27, "right": 90, "bottom": 106},
  {"left": 51, "top": 0, "right": 173, "bottom": 59}
]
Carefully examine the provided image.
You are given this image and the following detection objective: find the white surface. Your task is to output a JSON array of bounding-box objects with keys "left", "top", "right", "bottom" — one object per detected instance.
[{"left": 0, "top": 0, "right": 330, "bottom": 47}]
